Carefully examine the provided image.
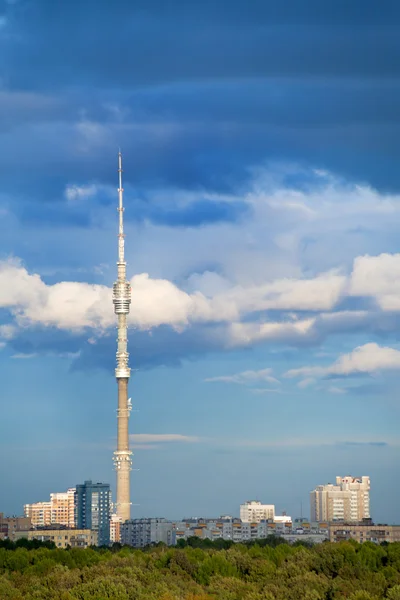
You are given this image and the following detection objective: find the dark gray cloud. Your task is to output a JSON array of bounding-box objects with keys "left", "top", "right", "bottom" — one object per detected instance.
[
  {"left": 4, "top": 0, "right": 400, "bottom": 91},
  {"left": 0, "top": 0, "right": 400, "bottom": 204}
]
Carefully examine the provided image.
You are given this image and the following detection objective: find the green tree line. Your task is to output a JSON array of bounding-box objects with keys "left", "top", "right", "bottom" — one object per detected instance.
[{"left": 0, "top": 537, "right": 399, "bottom": 599}]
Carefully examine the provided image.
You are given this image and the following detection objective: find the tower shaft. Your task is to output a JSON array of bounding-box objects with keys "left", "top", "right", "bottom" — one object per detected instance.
[{"left": 112, "top": 152, "right": 132, "bottom": 523}]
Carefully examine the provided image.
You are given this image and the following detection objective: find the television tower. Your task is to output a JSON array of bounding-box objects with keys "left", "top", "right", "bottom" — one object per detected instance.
[{"left": 112, "top": 151, "right": 132, "bottom": 522}]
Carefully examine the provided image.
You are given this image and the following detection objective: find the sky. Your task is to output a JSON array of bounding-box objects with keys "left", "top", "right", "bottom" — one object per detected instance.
[{"left": 0, "top": 0, "right": 399, "bottom": 524}]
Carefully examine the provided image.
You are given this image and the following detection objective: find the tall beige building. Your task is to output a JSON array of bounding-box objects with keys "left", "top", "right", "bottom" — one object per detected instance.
[
  {"left": 24, "top": 488, "right": 76, "bottom": 527},
  {"left": 310, "top": 476, "right": 370, "bottom": 522},
  {"left": 24, "top": 502, "right": 51, "bottom": 527}
]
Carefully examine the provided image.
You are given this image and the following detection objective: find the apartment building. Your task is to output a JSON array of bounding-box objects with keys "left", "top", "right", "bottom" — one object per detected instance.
[
  {"left": 110, "top": 513, "right": 122, "bottom": 544},
  {"left": 174, "top": 517, "right": 327, "bottom": 545},
  {"left": 329, "top": 522, "right": 400, "bottom": 544},
  {"left": 310, "top": 476, "right": 370, "bottom": 522},
  {"left": 121, "top": 518, "right": 174, "bottom": 548},
  {"left": 240, "top": 501, "right": 275, "bottom": 523},
  {"left": 0, "top": 513, "right": 31, "bottom": 540},
  {"left": 75, "top": 481, "right": 111, "bottom": 546},
  {"left": 24, "top": 488, "right": 76, "bottom": 527}
]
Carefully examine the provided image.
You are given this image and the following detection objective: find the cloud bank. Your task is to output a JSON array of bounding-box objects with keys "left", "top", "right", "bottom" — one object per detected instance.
[{"left": 286, "top": 342, "right": 400, "bottom": 380}]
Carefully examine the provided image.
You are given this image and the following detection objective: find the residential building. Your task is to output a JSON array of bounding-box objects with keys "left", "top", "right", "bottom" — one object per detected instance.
[
  {"left": 24, "top": 487, "right": 76, "bottom": 527},
  {"left": 329, "top": 522, "right": 400, "bottom": 544},
  {"left": 174, "top": 517, "right": 327, "bottom": 545},
  {"left": 13, "top": 528, "right": 97, "bottom": 548},
  {"left": 24, "top": 502, "right": 51, "bottom": 527},
  {"left": 121, "top": 518, "right": 174, "bottom": 548},
  {"left": 240, "top": 501, "right": 275, "bottom": 523},
  {"left": 50, "top": 488, "right": 76, "bottom": 527},
  {"left": 110, "top": 513, "right": 122, "bottom": 544},
  {"left": 75, "top": 481, "right": 111, "bottom": 546},
  {"left": 310, "top": 476, "right": 370, "bottom": 522},
  {"left": 0, "top": 513, "right": 31, "bottom": 540}
]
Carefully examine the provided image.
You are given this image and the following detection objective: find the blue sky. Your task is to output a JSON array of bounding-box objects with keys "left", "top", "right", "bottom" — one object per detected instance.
[{"left": 0, "top": 0, "right": 399, "bottom": 523}]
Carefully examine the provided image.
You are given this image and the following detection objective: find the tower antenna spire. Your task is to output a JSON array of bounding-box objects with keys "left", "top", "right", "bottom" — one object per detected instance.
[
  {"left": 113, "top": 150, "right": 133, "bottom": 523},
  {"left": 118, "top": 150, "right": 125, "bottom": 263}
]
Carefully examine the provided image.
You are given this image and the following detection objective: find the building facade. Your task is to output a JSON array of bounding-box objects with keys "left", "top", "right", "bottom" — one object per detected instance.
[
  {"left": 75, "top": 481, "right": 111, "bottom": 546},
  {"left": 13, "top": 528, "right": 97, "bottom": 548},
  {"left": 121, "top": 518, "right": 174, "bottom": 548},
  {"left": 24, "top": 502, "right": 51, "bottom": 527},
  {"left": 50, "top": 488, "right": 76, "bottom": 527},
  {"left": 0, "top": 513, "right": 31, "bottom": 540},
  {"left": 24, "top": 487, "right": 76, "bottom": 528},
  {"left": 116, "top": 515, "right": 400, "bottom": 547},
  {"left": 110, "top": 513, "right": 122, "bottom": 544},
  {"left": 329, "top": 522, "right": 400, "bottom": 544},
  {"left": 240, "top": 501, "right": 275, "bottom": 523},
  {"left": 310, "top": 476, "right": 370, "bottom": 522},
  {"left": 173, "top": 517, "right": 327, "bottom": 545}
]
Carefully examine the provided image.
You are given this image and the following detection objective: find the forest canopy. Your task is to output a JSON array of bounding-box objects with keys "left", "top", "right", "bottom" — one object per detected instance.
[{"left": 0, "top": 538, "right": 399, "bottom": 599}]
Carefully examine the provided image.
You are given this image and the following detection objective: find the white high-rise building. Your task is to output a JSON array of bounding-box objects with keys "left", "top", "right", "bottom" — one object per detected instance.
[
  {"left": 240, "top": 501, "right": 275, "bottom": 523},
  {"left": 310, "top": 476, "right": 370, "bottom": 522}
]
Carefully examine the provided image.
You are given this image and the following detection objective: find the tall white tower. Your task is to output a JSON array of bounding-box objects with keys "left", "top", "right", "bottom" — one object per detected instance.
[{"left": 112, "top": 151, "right": 132, "bottom": 522}]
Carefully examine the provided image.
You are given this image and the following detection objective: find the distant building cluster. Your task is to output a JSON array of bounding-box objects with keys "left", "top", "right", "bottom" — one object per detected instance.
[
  {"left": 16, "top": 480, "right": 111, "bottom": 548},
  {"left": 2, "top": 474, "right": 399, "bottom": 548},
  {"left": 120, "top": 516, "right": 400, "bottom": 548},
  {"left": 121, "top": 517, "right": 327, "bottom": 547}
]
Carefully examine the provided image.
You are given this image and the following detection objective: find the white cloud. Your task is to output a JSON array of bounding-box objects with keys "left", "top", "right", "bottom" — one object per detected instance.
[
  {"left": 350, "top": 253, "right": 400, "bottom": 311},
  {"left": 130, "top": 273, "right": 203, "bottom": 329},
  {"left": 205, "top": 368, "right": 279, "bottom": 385},
  {"left": 3, "top": 237, "right": 400, "bottom": 356},
  {"left": 0, "top": 259, "right": 201, "bottom": 332},
  {"left": 286, "top": 342, "right": 400, "bottom": 379},
  {"left": 297, "top": 378, "right": 316, "bottom": 389},
  {"left": 227, "top": 317, "right": 316, "bottom": 346},
  {"left": 130, "top": 434, "right": 200, "bottom": 444},
  {"left": 0, "top": 257, "right": 343, "bottom": 342},
  {"left": 0, "top": 324, "right": 16, "bottom": 340},
  {"left": 65, "top": 183, "right": 99, "bottom": 202},
  {"left": 200, "top": 271, "right": 346, "bottom": 321},
  {"left": 326, "top": 386, "right": 347, "bottom": 394}
]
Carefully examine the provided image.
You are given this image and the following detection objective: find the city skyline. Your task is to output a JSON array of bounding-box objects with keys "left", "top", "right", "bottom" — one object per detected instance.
[{"left": 0, "top": 1, "right": 399, "bottom": 524}]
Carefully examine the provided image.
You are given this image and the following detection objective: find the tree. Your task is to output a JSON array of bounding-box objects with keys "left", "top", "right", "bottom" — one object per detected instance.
[{"left": 388, "top": 586, "right": 400, "bottom": 600}]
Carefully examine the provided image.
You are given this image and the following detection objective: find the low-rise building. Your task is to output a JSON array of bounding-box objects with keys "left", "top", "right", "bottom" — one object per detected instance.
[
  {"left": 329, "top": 522, "right": 400, "bottom": 544},
  {"left": 173, "top": 517, "right": 327, "bottom": 545},
  {"left": 13, "top": 528, "right": 98, "bottom": 548}
]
